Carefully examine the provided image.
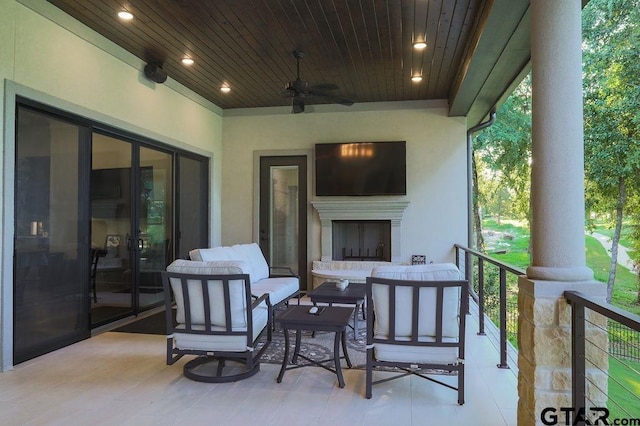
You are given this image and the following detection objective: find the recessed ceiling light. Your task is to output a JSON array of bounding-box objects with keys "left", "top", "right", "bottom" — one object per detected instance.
[
  {"left": 413, "top": 41, "right": 427, "bottom": 49},
  {"left": 181, "top": 57, "right": 194, "bottom": 66},
  {"left": 411, "top": 75, "right": 423, "bottom": 82},
  {"left": 220, "top": 85, "right": 231, "bottom": 93},
  {"left": 117, "top": 10, "right": 133, "bottom": 20}
]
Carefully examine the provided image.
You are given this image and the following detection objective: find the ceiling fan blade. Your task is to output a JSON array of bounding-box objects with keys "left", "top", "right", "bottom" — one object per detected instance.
[
  {"left": 333, "top": 96, "right": 354, "bottom": 106},
  {"left": 310, "top": 91, "right": 355, "bottom": 106},
  {"left": 312, "top": 83, "right": 339, "bottom": 91}
]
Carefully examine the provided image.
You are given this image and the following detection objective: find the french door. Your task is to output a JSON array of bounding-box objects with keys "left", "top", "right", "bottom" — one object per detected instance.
[
  {"left": 259, "top": 156, "right": 307, "bottom": 290},
  {"left": 89, "top": 135, "right": 173, "bottom": 327}
]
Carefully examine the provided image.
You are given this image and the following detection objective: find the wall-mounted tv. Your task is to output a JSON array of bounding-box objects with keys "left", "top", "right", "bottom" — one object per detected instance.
[{"left": 315, "top": 141, "right": 406, "bottom": 196}]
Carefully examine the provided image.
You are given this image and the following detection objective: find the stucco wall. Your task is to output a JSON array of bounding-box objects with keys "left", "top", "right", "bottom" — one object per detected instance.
[
  {"left": 221, "top": 101, "right": 468, "bottom": 266},
  {"left": 0, "top": 0, "right": 223, "bottom": 369}
]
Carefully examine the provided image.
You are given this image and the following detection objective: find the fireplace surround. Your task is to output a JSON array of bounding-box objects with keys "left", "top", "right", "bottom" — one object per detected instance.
[{"left": 311, "top": 200, "right": 409, "bottom": 262}]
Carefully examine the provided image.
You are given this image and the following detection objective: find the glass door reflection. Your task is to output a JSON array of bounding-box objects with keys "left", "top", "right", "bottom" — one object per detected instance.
[
  {"left": 90, "top": 134, "right": 133, "bottom": 327},
  {"left": 137, "top": 146, "right": 172, "bottom": 310}
]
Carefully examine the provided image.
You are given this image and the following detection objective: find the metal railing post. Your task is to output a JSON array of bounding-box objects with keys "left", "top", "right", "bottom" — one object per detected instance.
[
  {"left": 570, "top": 298, "right": 586, "bottom": 417},
  {"left": 498, "top": 268, "right": 509, "bottom": 368},
  {"left": 478, "top": 258, "right": 485, "bottom": 335}
]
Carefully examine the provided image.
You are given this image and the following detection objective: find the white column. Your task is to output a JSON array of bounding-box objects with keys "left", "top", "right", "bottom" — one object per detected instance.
[
  {"left": 518, "top": 2, "right": 607, "bottom": 425},
  {"left": 527, "top": 0, "right": 592, "bottom": 282}
]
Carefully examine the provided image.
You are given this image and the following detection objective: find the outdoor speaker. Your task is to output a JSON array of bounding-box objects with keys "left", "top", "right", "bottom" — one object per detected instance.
[{"left": 144, "top": 63, "right": 167, "bottom": 83}]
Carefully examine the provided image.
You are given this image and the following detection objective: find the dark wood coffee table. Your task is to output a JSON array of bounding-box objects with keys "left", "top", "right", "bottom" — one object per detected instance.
[
  {"left": 308, "top": 281, "right": 366, "bottom": 339},
  {"left": 275, "top": 305, "right": 354, "bottom": 388}
]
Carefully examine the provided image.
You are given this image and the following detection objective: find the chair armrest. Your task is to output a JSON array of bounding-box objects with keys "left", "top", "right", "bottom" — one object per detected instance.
[
  {"left": 251, "top": 292, "right": 272, "bottom": 310},
  {"left": 269, "top": 266, "right": 298, "bottom": 278}
]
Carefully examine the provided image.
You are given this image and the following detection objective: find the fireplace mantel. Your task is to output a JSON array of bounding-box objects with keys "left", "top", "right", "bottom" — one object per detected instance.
[{"left": 311, "top": 200, "right": 409, "bottom": 262}]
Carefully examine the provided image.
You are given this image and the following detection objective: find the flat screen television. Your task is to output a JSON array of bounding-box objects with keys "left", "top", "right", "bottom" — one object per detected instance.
[{"left": 315, "top": 141, "right": 406, "bottom": 196}]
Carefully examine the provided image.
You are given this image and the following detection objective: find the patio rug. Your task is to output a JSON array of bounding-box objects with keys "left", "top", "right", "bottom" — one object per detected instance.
[
  {"left": 111, "top": 306, "right": 369, "bottom": 367},
  {"left": 111, "top": 306, "right": 455, "bottom": 374}
]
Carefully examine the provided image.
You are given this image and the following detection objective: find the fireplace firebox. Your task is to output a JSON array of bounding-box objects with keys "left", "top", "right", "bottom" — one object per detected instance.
[{"left": 332, "top": 220, "right": 391, "bottom": 261}]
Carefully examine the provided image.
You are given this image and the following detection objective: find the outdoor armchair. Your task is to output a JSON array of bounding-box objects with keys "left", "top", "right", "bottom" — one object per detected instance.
[
  {"left": 162, "top": 264, "right": 272, "bottom": 383},
  {"left": 365, "top": 264, "right": 468, "bottom": 404}
]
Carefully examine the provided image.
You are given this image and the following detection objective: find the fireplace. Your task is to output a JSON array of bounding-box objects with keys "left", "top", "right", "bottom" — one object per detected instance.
[
  {"left": 311, "top": 200, "right": 409, "bottom": 262},
  {"left": 332, "top": 220, "right": 391, "bottom": 261}
]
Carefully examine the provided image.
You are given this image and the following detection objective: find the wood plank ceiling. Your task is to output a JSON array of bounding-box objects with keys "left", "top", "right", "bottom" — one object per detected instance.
[{"left": 45, "top": 0, "right": 530, "bottom": 122}]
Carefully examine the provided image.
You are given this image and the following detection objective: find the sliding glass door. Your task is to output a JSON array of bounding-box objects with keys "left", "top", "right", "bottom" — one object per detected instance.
[
  {"left": 14, "top": 106, "right": 90, "bottom": 364},
  {"left": 14, "top": 100, "right": 209, "bottom": 363}
]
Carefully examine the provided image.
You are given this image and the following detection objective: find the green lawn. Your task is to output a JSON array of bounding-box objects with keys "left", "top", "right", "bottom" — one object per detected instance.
[
  {"left": 607, "top": 357, "right": 640, "bottom": 419},
  {"left": 483, "top": 218, "right": 640, "bottom": 315}
]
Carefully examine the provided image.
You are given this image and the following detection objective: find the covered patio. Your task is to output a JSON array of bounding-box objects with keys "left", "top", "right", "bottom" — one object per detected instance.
[
  {"left": 0, "top": 0, "right": 621, "bottom": 424},
  {"left": 0, "top": 305, "right": 517, "bottom": 425}
]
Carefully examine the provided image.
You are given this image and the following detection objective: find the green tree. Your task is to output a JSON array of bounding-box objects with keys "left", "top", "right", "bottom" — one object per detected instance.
[
  {"left": 472, "top": 75, "right": 532, "bottom": 253},
  {"left": 583, "top": 0, "right": 640, "bottom": 302}
]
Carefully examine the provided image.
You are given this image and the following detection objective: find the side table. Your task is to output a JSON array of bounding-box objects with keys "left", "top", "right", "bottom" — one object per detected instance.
[
  {"left": 275, "top": 306, "right": 354, "bottom": 388},
  {"left": 308, "top": 281, "right": 366, "bottom": 340}
]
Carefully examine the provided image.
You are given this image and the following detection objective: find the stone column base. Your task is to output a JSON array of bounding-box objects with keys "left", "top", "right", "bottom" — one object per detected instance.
[{"left": 517, "top": 278, "right": 608, "bottom": 425}]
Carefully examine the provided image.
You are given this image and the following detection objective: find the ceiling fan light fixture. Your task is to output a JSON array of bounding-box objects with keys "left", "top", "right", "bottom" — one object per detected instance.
[
  {"left": 117, "top": 10, "right": 133, "bottom": 20},
  {"left": 181, "top": 57, "right": 194, "bottom": 66},
  {"left": 220, "top": 85, "right": 231, "bottom": 93},
  {"left": 413, "top": 41, "right": 427, "bottom": 49},
  {"left": 411, "top": 75, "right": 423, "bottom": 82}
]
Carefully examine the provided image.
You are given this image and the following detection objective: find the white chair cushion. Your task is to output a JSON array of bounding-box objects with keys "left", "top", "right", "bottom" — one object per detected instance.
[
  {"left": 371, "top": 284, "right": 461, "bottom": 338},
  {"left": 371, "top": 263, "right": 462, "bottom": 280},
  {"left": 173, "top": 301, "right": 269, "bottom": 352},
  {"left": 169, "top": 277, "right": 249, "bottom": 328},
  {"left": 373, "top": 339, "right": 460, "bottom": 364},
  {"left": 371, "top": 263, "right": 462, "bottom": 339},
  {"left": 166, "top": 259, "right": 253, "bottom": 327},
  {"left": 251, "top": 276, "right": 298, "bottom": 306}
]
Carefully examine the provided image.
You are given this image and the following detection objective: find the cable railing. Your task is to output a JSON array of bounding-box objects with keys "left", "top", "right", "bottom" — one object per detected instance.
[
  {"left": 455, "top": 243, "right": 640, "bottom": 420},
  {"left": 564, "top": 290, "right": 640, "bottom": 423},
  {"left": 454, "top": 244, "right": 524, "bottom": 369}
]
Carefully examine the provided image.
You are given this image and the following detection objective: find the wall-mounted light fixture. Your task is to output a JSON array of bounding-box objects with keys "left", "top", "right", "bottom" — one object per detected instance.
[
  {"left": 144, "top": 63, "right": 167, "bottom": 83},
  {"left": 413, "top": 41, "right": 427, "bottom": 49},
  {"left": 411, "top": 75, "right": 423, "bottom": 82}
]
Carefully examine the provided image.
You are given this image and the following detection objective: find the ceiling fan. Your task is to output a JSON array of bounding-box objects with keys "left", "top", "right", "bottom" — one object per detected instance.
[{"left": 283, "top": 51, "right": 354, "bottom": 114}]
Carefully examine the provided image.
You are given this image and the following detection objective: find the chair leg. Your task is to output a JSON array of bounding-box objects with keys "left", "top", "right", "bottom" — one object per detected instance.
[
  {"left": 365, "top": 348, "right": 373, "bottom": 398},
  {"left": 458, "top": 365, "right": 465, "bottom": 405}
]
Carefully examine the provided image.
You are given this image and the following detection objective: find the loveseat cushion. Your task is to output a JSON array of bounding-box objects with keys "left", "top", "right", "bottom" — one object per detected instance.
[
  {"left": 231, "top": 243, "right": 270, "bottom": 282},
  {"left": 251, "top": 276, "right": 299, "bottom": 306},
  {"left": 189, "top": 246, "right": 233, "bottom": 262},
  {"left": 167, "top": 259, "right": 250, "bottom": 275},
  {"left": 189, "top": 243, "right": 270, "bottom": 284}
]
